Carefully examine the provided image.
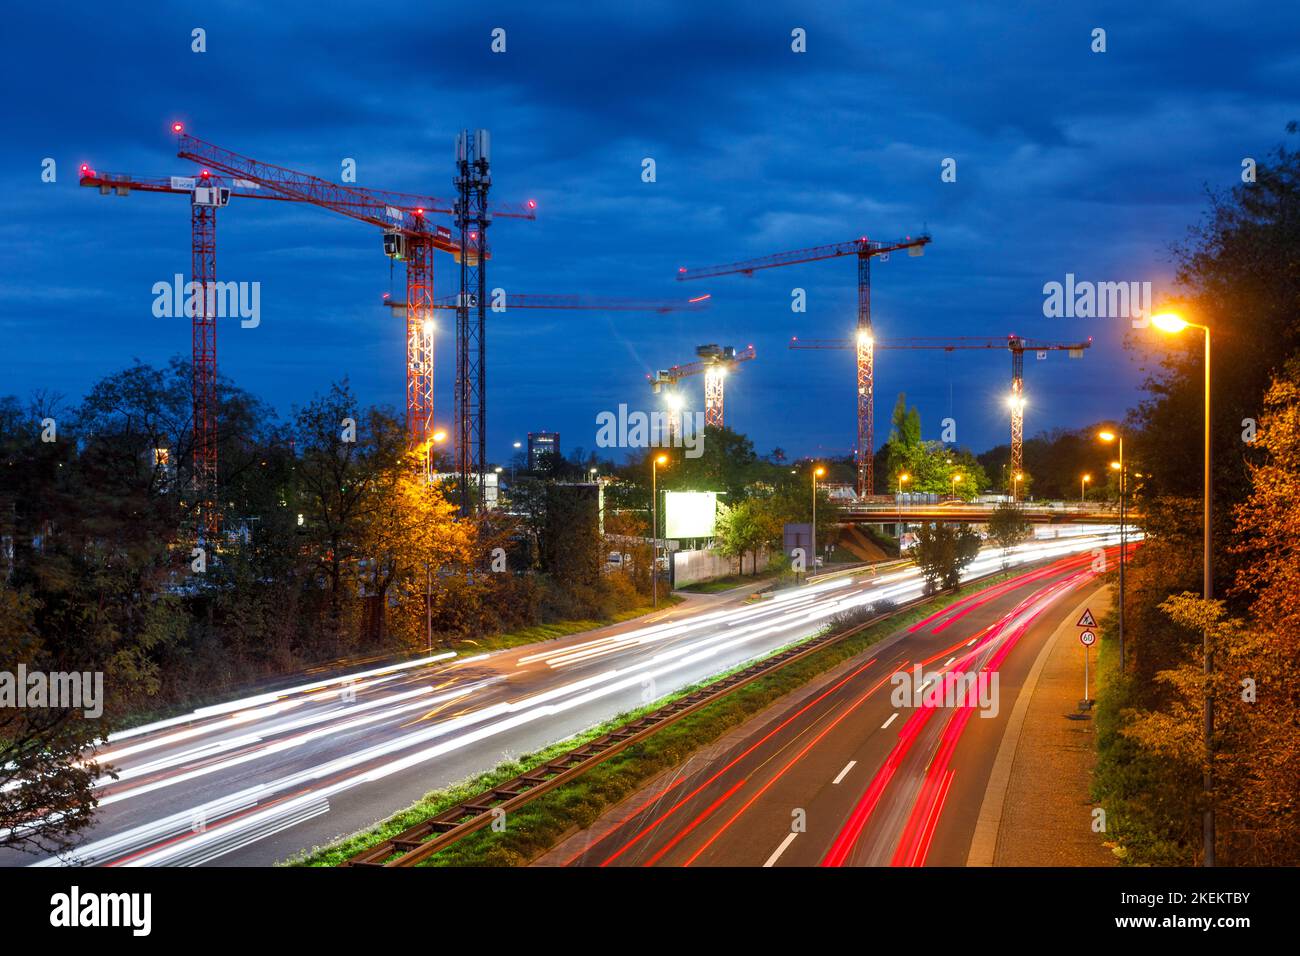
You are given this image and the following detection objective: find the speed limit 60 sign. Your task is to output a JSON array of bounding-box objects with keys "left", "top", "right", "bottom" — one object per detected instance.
[{"left": 1079, "top": 630, "right": 1097, "bottom": 647}]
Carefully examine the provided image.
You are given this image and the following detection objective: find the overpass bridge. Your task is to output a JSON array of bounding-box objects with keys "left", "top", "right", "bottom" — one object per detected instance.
[{"left": 840, "top": 503, "right": 1128, "bottom": 525}]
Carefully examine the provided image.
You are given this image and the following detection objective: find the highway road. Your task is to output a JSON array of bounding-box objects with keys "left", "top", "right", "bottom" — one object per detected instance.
[
  {"left": 5, "top": 527, "right": 1121, "bottom": 868},
  {"left": 560, "top": 549, "right": 1115, "bottom": 867}
]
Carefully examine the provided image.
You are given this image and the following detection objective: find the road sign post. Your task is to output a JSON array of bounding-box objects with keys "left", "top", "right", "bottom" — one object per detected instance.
[{"left": 1079, "top": 629, "right": 1096, "bottom": 700}]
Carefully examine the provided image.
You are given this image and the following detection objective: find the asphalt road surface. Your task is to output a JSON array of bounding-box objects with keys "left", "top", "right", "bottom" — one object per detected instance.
[
  {"left": 6, "top": 527, "right": 1120, "bottom": 867},
  {"left": 561, "top": 549, "right": 1115, "bottom": 867}
]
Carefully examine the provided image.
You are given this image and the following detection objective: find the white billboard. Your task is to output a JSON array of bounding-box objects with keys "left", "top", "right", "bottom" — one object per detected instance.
[{"left": 664, "top": 491, "right": 717, "bottom": 538}]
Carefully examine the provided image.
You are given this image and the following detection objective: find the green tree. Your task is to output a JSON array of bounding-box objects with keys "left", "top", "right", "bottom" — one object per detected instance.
[
  {"left": 911, "top": 522, "right": 981, "bottom": 591},
  {"left": 987, "top": 501, "right": 1032, "bottom": 552},
  {"left": 715, "top": 499, "right": 768, "bottom": 574}
]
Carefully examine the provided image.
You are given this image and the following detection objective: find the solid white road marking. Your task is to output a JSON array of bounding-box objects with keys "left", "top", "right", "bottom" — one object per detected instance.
[
  {"left": 764, "top": 831, "right": 799, "bottom": 867},
  {"left": 832, "top": 760, "right": 857, "bottom": 784},
  {"left": 881, "top": 713, "right": 899, "bottom": 730}
]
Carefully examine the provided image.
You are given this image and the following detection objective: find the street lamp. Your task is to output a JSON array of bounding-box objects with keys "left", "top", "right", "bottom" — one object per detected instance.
[
  {"left": 1098, "top": 429, "right": 1125, "bottom": 671},
  {"left": 1152, "top": 309, "right": 1215, "bottom": 867},
  {"left": 424, "top": 431, "right": 449, "bottom": 653},
  {"left": 897, "top": 472, "right": 910, "bottom": 496},
  {"left": 811, "top": 466, "right": 825, "bottom": 578},
  {"left": 951, "top": 472, "right": 963, "bottom": 500},
  {"left": 1011, "top": 471, "right": 1024, "bottom": 503},
  {"left": 1081, "top": 473, "right": 1091, "bottom": 503},
  {"left": 652, "top": 453, "right": 668, "bottom": 608}
]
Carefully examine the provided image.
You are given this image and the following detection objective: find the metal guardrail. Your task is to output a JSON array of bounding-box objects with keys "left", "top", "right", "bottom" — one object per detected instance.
[{"left": 339, "top": 569, "right": 996, "bottom": 868}]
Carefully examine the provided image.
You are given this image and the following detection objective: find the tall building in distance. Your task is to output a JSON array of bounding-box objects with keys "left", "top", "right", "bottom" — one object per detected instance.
[{"left": 527, "top": 432, "right": 560, "bottom": 472}]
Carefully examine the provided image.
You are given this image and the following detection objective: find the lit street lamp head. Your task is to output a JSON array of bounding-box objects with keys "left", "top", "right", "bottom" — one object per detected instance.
[
  {"left": 1151, "top": 311, "right": 1189, "bottom": 334},
  {"left": 1098, "top": 429, "right": 1117, "bottom": 443}
]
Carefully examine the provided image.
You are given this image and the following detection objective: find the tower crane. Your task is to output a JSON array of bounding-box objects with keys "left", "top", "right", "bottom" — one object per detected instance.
[
  {"left": 82, "top": 125, "right": 536, "bottom": 531},
  {"left": 648, "top": 344, "right": 756, "bottom": 429},
  {"left": 789, "top": 334, "right": 1091, "bottom": 486},
  {"left": 174, "top": 127, "right": 535, "bottom": 514},
  {"left": 677, "top": 235, "right": 930, "bottom": 495}
]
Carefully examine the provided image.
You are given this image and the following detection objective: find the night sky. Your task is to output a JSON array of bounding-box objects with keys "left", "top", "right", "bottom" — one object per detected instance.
[{"left": 4, "top": 2, "right": 1296, "bottom": 463}]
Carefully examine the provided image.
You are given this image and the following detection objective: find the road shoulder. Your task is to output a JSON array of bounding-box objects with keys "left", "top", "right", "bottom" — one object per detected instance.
[{"left": 967, "top": 585, "right": 1116, "bottom": 867}]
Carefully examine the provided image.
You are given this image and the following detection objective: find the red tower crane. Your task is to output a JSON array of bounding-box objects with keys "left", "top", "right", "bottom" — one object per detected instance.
[
  {"left": 649, "top": 344, "right": 756, "bottom": 429},
  {"left": 79, "top": 163, "right": 326, "bottom": 535},
  {"left": 677, "top": 235, "right": 930, "bottom": 495},
  {"left": 82, "top": 125, "right": 536, "bottom": 532},
  {"left": 789, "top": 334, "right": 1091, "bottom": 487}
]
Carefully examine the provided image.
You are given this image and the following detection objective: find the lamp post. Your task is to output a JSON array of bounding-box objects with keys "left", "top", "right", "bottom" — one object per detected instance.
[
  {"left": 511, "top": 440, "right": 521, "bottom": 484},
  {"left": 1098, "top": 429, "right": 1125, "bottom": 669},
  {"left": 1081, "top": 473, "right": 1091, "bottom": 504},
  {"left": 652, "top": 453, "right": 667, "bottom": 608},
  {"left": 951, "top": 472, "right": 963, "bottom": 501},
  {"left": 1152, "top": 310, "right": 1215, "bottom": 867},
  {"left": 425, "top": 430, "right": 448, "bottom": 653},
  {"left": 1012, "top": 471, "right": 1023, "bottom": 503},
  {"left": 811, "top": 466, "right": 825, "bottom": 577}
]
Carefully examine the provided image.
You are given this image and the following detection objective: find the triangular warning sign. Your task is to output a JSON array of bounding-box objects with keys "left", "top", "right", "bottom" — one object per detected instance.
[{"left": 1076, "top": 608, "right": 1098, "bottom": 628}]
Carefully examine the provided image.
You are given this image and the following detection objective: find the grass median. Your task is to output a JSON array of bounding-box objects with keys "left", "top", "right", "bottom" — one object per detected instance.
[{"left": 291, "top": 571, "right": 1015, "bottom": 868}]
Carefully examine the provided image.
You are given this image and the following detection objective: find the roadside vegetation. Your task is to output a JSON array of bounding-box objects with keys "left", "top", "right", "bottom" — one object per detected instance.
[{"left": 1090, "top": 125, "right": 1300, "bottom": 866}]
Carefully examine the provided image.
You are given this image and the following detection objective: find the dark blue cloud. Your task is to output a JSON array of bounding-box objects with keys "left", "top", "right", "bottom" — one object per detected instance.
[{"left": 3, "top": 0, "right": 1296, "bottom": 463}]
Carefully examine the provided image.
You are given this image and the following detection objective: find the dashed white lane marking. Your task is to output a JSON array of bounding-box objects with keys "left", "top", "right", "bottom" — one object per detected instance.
[
  {"left": 764, "top": 831, "right": 799, "bottom": 867},
  {"left": 881, "top": 713, "right": 900, "bottom": 730},
  {"left": 832, "top": 760, "right": 857, "bottom": 785}
]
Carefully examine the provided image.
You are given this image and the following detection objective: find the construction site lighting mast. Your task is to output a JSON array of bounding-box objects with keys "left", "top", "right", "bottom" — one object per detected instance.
[
  {"left": 677, "top": 235, "right": 930, "bottom": 496},
  {"left": 789, "top": 333, "right": 1091, "bottom": 486},
  {"left": 454, "top": 130, "right": 491, "bottom": 515}
]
